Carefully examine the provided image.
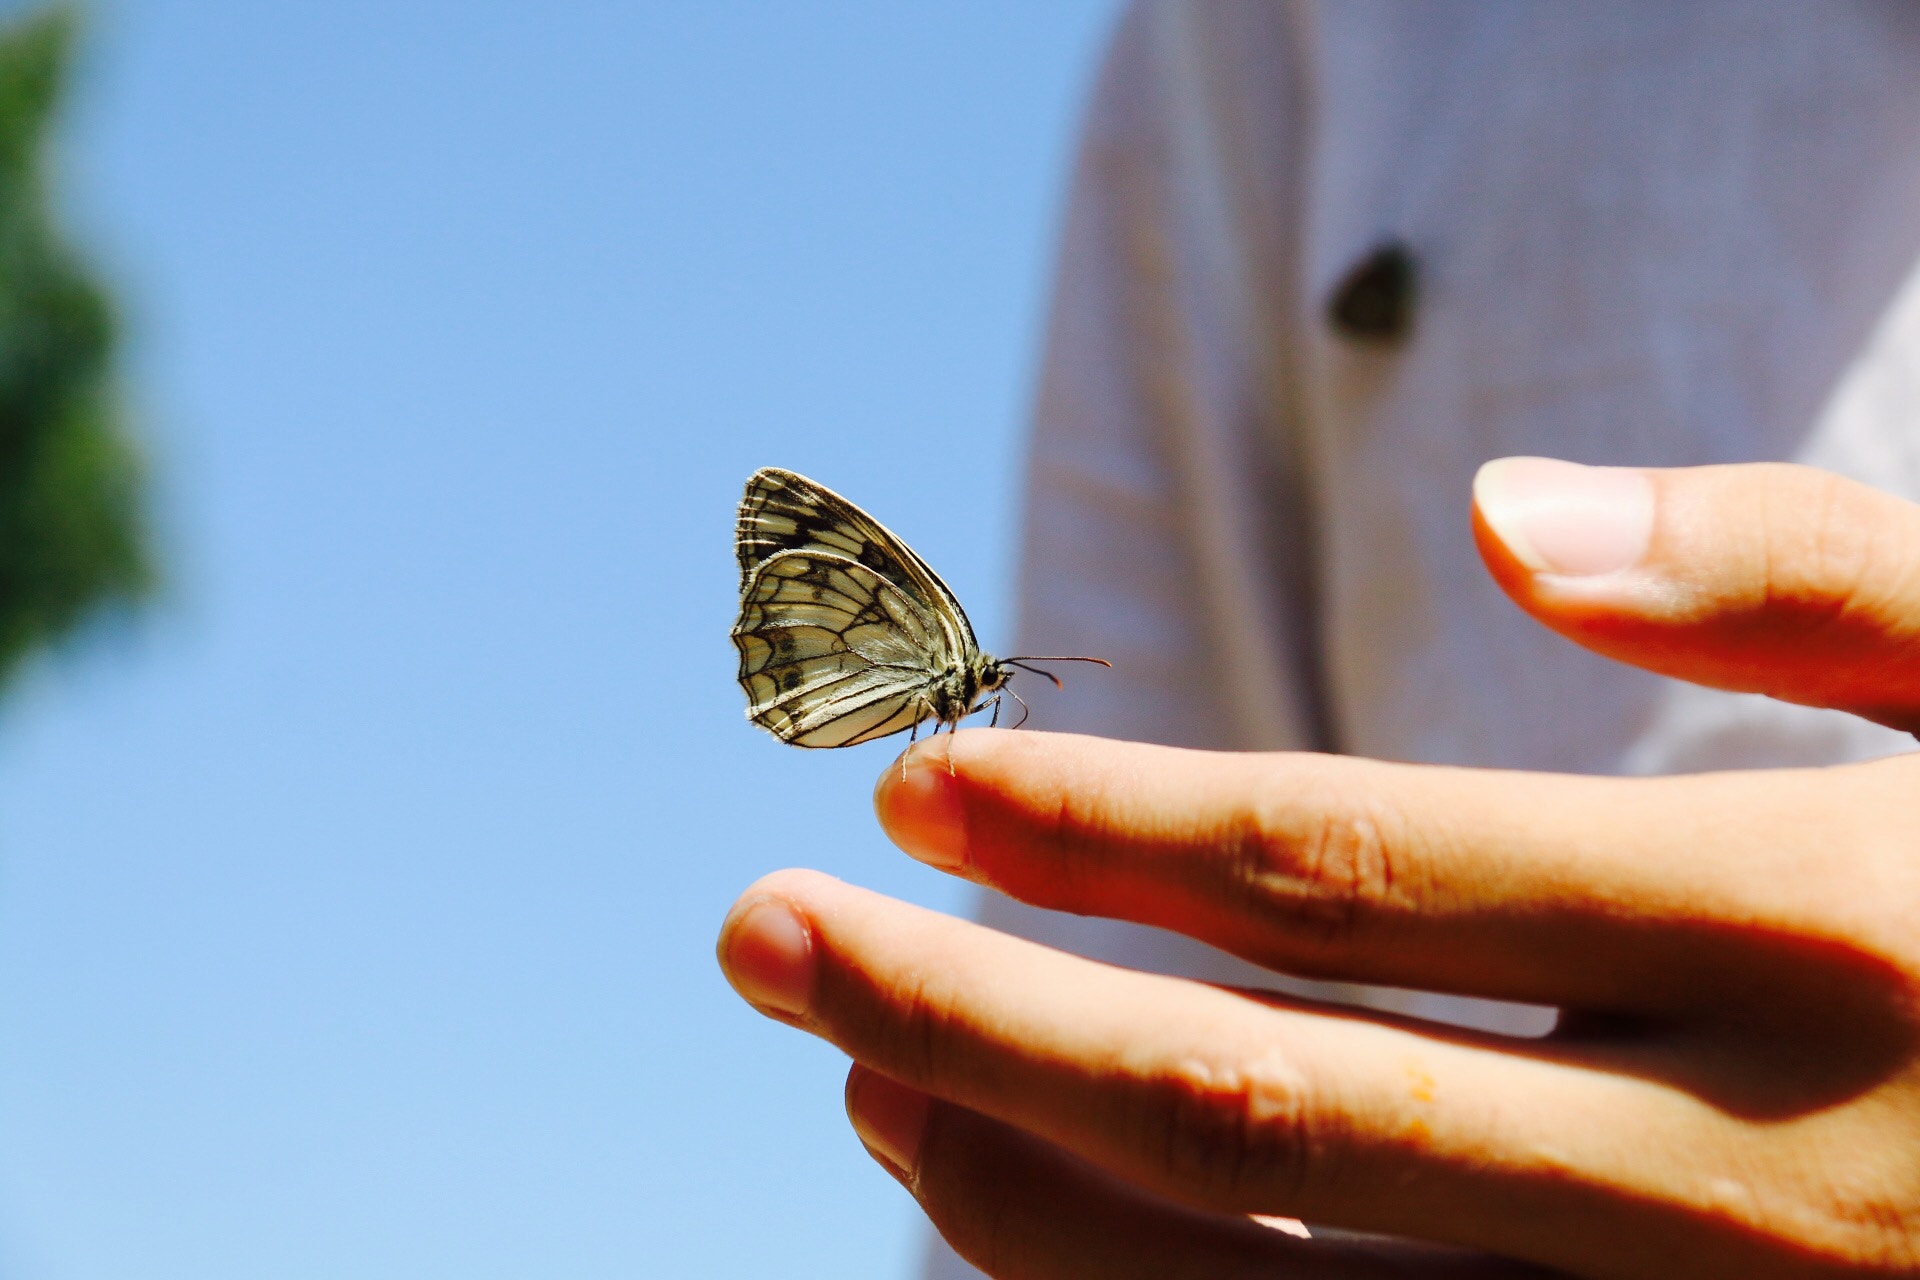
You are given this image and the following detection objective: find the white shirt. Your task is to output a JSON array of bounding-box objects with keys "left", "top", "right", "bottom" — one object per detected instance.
[{"left": 925, "top": 3, "right": 1920, "bottom": 1274}]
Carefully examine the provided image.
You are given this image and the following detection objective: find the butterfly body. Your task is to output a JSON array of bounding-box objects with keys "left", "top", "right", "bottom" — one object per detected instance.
[
  {"left": 732, "top": 468, "right": 1097, "bottom": 748},
  {"left": 927, "top": 653, "right": 1007, "bottom": 726}
]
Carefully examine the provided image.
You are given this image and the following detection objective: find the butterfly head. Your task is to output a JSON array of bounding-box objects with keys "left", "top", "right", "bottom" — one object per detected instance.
[{"left": 924, "top": 654, "right": 1007, "bottom": 727}]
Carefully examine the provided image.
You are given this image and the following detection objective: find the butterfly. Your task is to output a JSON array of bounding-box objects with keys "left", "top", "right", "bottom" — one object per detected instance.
[{"left": 732, "top": 467, "right": 1108, "bottom": 748}]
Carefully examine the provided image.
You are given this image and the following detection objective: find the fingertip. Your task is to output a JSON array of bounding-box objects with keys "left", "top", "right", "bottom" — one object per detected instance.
[
  {"left": 716, "top": 886, "right": 816, "bottom": 1019},
  {"left": 846, "top": 1064, "right": 930, "bottom": 1187},
  {"left": 716, "top": 869, "right": 847, "bottom": 1008},
  {"left": 1472, "top": 456, "right": 1654, "bottom": 580},
  {"left": 874, "top": 739, "right": 970, "bottom": 873},
  {"left": 730, "top": 866, "right": 842, "bottom": 907}
]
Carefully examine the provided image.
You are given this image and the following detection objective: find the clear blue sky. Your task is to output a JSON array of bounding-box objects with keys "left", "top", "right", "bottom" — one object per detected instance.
[{"left": 0, "top": 3, "right": 1118, "bottom": 1276}]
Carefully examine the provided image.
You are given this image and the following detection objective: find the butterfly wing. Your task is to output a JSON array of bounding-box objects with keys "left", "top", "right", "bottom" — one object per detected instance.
[
  {"left": 735, "top": 468, "right": 980, "bottom": 659},
  {"left": 733, "top": 547, "right": 953, "bottom": 747}
]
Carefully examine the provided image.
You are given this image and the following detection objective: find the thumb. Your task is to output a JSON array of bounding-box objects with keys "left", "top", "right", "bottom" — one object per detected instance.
[{"left": 1472, "top": 457, "right": 1920, "bottom": 734}]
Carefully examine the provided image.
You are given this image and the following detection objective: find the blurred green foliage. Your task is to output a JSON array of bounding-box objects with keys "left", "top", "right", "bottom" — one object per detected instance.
[{"left": 0, "top": 4, "right": 146, "bottom": 688}]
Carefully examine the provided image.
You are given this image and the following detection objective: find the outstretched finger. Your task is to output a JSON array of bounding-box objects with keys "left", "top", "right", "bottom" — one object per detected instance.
[
  {"left": 844, "top": 1066, "right": 1536, "bottom": 1279},
  {"left": 1473, "top": 458, "right": 1920, "bottom": 733},
  {"left": 873, "top": 730, "right": 1896, "bottom": 1016},
  {"left": 717, "top": 870, "right": 1759, "bottom": 1275}
]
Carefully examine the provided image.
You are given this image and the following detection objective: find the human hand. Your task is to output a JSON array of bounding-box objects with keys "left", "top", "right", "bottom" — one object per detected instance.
[{"left": 717, "top": 459, "right": 1920, "bottom": 1277}]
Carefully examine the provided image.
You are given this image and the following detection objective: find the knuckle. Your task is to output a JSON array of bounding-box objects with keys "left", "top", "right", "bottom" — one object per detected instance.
[
  {"left": 879, "top": 967, "right": 966, "bottom": 1085},
  {"left": 1755, "top": 466, "right": 1884, "bottom": 633},
  {"left": 1121, "top": 1045, "right": 1333, "bottom": 1208},
  {"left": 1798, "top": 1174, "right": 1920, "bottom": 1273},
  {"left": 1233, "top": 767, "right": 1413, "bottom": 960},
  {"left": 1784, "top": 764, "right": 1920, "bottom": 989},
  {"left": 1042, "top": 769, "right": 1127, "bottom": 901}
]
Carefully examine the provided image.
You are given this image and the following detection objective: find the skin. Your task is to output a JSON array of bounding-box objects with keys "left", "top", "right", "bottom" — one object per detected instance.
[{"left": 717, "top": 460, "right": 1920, "bottom": 1278}]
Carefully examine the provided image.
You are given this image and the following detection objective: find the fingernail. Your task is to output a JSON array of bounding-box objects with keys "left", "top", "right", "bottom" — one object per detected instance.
[
  {"left": 846, "top": 1065, "right": 929, "bottom": 1183},
  {"left": 1474, "top": 457, "right": 1654, "bottom": 577},
  {"left": 873, "top": 746, "right": 968, "bottom": 873},
  {"left": 718, "top": 896, "right": 814, "bottom": 1018}
]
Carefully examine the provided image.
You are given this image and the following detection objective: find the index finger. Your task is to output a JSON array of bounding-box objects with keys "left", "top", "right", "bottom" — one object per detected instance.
[{"left": 874, "top": 729, "right": 1899, "bottom": 1015}]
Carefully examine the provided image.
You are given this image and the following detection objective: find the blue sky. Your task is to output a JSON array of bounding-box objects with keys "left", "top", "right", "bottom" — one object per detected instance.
[{"left": 0, "top": 3, "right": 1118, "bottom": 1275}]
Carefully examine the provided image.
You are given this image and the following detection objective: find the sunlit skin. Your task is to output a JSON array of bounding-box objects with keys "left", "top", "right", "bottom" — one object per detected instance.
[{"left": 720, "top": 458, "right": 1920, "bottom": 1278}]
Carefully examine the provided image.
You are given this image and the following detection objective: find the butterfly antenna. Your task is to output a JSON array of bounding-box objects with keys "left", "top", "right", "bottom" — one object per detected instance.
[
  {"left": 1004, "top": 655, "right": 1111, "bottom": 689},
  {"left": 1006, "top": 655, "right": 1113, "bottom": 665},
  {"left": 1007, "top": 655, "right": 1112, "bottom": 671},
  {"left": 1004, "top": 660, "right": 1062, "bottom": 688}
]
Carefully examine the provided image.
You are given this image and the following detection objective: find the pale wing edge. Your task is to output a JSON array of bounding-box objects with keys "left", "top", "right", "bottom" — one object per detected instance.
[{"left": 749, "top": 670, "right": 933, "bottom": 748}]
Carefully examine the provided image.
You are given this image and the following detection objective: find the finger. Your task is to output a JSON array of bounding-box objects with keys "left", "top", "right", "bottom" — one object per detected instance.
[
  {"left": 843, "top": 1065, "right": 1533, "bottom": 1279},
  {"left": 872, "top": 730, "right": 1894, "bottom": 1015},
  {"left": 1473, "top": 458, "right": 1920, "bottom": 733},
  {"left": 717, "top": 870, "right": 1735, "bottom": 1274}
]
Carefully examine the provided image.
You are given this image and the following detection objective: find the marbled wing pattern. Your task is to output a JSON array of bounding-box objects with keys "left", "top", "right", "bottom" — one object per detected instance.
[{"left": 732, "top": 467, "right": 983, "bottom": 747}]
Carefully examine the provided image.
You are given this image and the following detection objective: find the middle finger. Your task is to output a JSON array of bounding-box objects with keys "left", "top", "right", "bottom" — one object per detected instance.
[{"left": 718, "top": 869, "right": 1730, "bottom": 1275}]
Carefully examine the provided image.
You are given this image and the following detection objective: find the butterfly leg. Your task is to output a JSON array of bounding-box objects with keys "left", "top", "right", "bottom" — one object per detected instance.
[
  {"left": 903, "top": 696, "right": 934, "bottom": 784},
  {"left": 988, "top": 695, "right": 1002, "bottom": 729}
]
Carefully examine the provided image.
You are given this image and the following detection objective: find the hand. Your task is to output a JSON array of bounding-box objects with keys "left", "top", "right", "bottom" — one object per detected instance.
[{"left": 717, "top": 459, "right": 1920, "bottom": 1278}]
